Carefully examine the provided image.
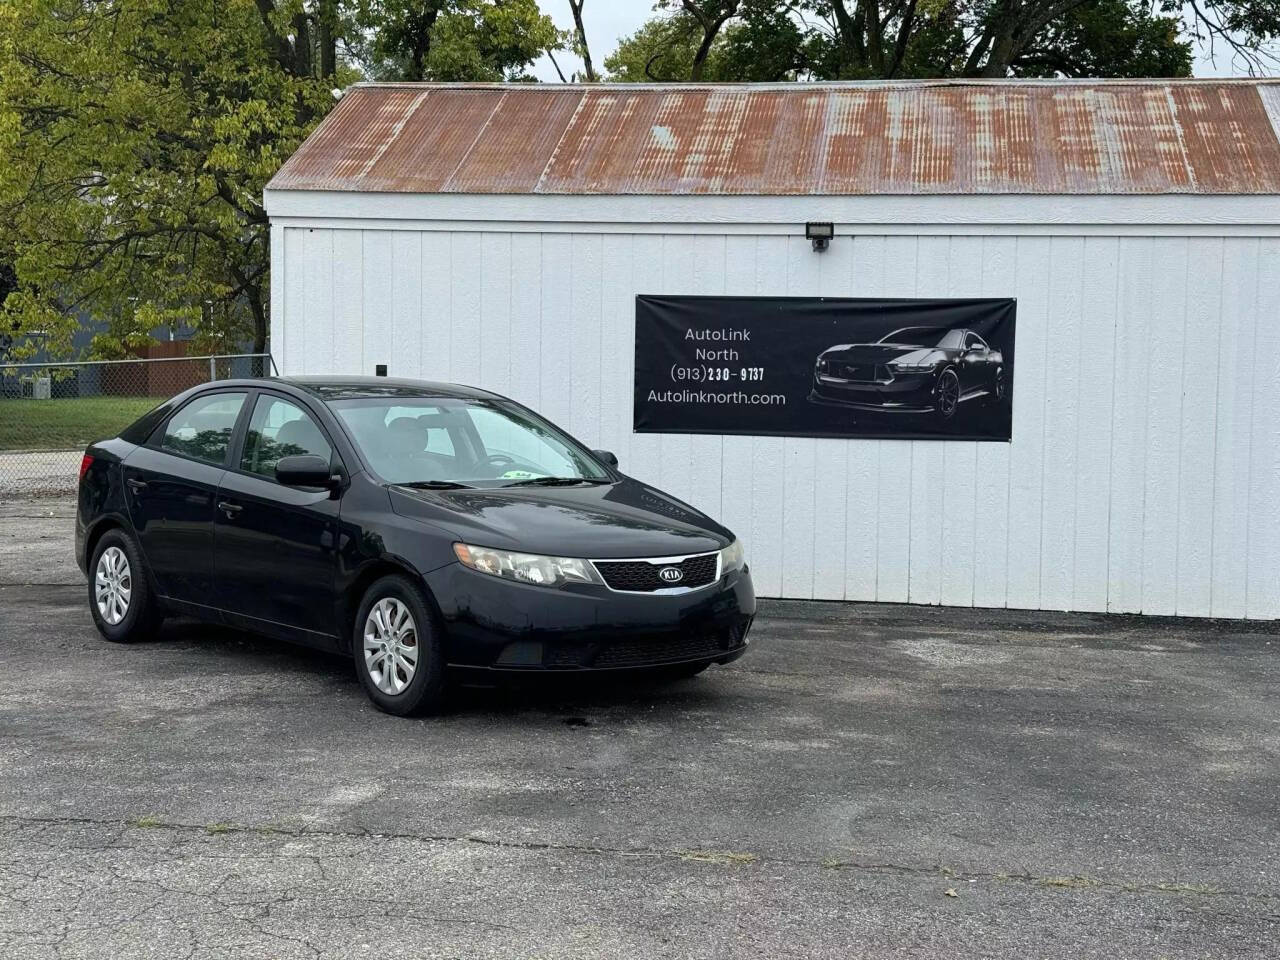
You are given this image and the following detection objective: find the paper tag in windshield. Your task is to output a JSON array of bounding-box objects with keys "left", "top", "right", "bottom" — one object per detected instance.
[{"left": 500, "top": 470, "right": 546, "bottom": 480}]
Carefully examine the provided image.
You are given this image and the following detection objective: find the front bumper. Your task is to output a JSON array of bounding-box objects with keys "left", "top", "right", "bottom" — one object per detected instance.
[
  {"left": 424, "top": 562, "right": 756, "bottom": 672},
  {"left": 809, "top": 371, "right": 938, "bottom": 412}
]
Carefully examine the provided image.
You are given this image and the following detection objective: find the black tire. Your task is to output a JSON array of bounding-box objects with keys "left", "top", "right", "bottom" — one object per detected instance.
[
  {"left": 352, "top": 574, "right": 446, "bottom": 717},
  {"left": 991, "top": 368, "right": 1009, "bottom": 406},
  {"left": 88, "top": 528, "right": 163, "bottom": 643},
  {"left": 935, "top": 368, "right": 961, "bottom": 421}
]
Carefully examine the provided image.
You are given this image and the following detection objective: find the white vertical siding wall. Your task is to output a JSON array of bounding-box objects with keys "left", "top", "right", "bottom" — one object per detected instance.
[{"left": 273, "top": 226, "right": 1280, "bottom": 620}]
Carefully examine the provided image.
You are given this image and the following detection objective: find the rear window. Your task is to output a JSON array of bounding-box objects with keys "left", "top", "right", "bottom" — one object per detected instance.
[{"left": 119, "top": 400, "right": 175, "bottom": 445}]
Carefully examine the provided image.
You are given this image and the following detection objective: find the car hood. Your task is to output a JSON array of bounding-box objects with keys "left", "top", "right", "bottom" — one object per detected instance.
[
  {"left": 821, "top": 342, "right": 941, "bottom": 363},
  {"left": 387, "top": 478, "right": 731, "bottom": 559}
]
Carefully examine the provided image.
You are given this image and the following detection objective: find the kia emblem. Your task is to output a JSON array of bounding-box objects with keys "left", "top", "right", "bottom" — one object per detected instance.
[{"left": 658, "top": 566, "right": 684, "bottom": 584}]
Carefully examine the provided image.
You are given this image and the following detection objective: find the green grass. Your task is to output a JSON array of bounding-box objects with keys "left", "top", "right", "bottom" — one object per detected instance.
[{"left": 0, "top": 395, "right": 160, "bottom": 451}]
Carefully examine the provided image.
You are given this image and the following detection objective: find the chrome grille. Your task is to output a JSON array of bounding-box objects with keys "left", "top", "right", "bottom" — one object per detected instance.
[{"left": 591, "top": 552, "right": 720, "bottom": 593}]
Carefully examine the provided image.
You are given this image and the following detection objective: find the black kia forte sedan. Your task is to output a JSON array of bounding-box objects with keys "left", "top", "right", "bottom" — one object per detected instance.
[
  {"left": 75, "top": 377, "right": 754, "bottom": 715},
  {"left": 809, "top": 326, "right": 1006, "bottom": 420}
]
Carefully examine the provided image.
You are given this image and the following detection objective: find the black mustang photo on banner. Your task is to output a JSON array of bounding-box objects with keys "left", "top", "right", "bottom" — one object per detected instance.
[
  {"left": 633, "top": 295, "right": 1016, "bottom": 442},
  {"left": 811, "top": 326, "right": 1007, "bottom": 419}
]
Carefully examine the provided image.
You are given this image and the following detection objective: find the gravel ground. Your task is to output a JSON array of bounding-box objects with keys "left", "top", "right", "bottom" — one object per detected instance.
[
  {"left": 0, "top": 451, "right": 79, "bottom": 498},
  {"left": 1, "top": 497, "right": 1277, "bottom": 958}
]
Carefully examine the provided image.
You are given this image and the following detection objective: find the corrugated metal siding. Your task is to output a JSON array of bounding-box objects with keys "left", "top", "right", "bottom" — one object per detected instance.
[
  {"left": 272, "top": 225, "right": 1280, "bottom": 619},
  {"left": 269, "top": 81, "right": 1280, "bottom": 196}
]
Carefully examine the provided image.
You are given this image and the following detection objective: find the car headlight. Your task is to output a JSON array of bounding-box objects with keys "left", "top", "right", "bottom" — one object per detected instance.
[
  {"left": 719, "top": 538, "right": 745, "bottom": 573},
  {"left": 453, "top": 542, "right": 603, "bottom": 588},
  {"left": 889, "top": 355, "right": 943, "bottom": 373}
]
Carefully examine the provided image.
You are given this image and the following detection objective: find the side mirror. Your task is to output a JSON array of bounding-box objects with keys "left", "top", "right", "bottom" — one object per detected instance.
[
  {"left": 276, "top": 454, "right": 334, "bottom": 488},
  {"left": 592, "top": 449, "right": 619, "bottom": 468}
]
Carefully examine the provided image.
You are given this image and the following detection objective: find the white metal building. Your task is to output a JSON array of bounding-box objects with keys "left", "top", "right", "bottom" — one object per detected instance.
[{"left": 264, "top": 80, "right": 1280, "bottom": 619}]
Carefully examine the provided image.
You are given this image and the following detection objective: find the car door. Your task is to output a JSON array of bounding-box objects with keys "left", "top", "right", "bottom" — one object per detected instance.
[
  {"left": 122, "top": 390, "right": 249, "bottom": 611},
  {"left": 213, "top": 391, "right": 342, "bottom": 643},
  {"left": 962, "top": 332, "right": 996, "bottom": 393}
]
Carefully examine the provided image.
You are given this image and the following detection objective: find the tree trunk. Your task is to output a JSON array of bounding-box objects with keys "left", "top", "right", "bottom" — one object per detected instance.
[
  {"left": 247, "top": 278, "right": 268, "bottom": 359},
  {"left": 682, "top": 1, "right": 740, "bottom": 82},
  {"left": 318, "top": 0, "right": 337, "bottom": 79},
  {"left": 408, "top": 7, "right": 442, "bottom": 82},
  {"left": 569, "top": 0, "right": 596, "bottom": 81},
  {"left": 865, "top": 0, "right": 885, "bottom": 76},
  {"left": 829, "top": 0, "right": 868, "bottom": 78},
  {"left": 690, "top": 30, "right": 716, "bottom": 80},
  {"left": 292, "top": 12, "right": 312, "bottom": 77},
  {"left": 887, "top": 0, "right": 917, "bottom": 78}
]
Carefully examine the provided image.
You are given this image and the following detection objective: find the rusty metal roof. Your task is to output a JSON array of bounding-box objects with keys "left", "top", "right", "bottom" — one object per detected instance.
[{"left": 268, "top": 81, "right": 1280, "bottom": 196}]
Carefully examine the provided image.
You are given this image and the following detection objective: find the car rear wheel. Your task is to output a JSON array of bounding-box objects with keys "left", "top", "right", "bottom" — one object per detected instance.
[
  {"left": 935, "top": 368, "right": 961, "bottom": 420},
  {"left": 88, "top": 529, "right": 163, "bottom": 643},
  {"left": 353, "top": 575, "right": 445, "bottom": 716}
]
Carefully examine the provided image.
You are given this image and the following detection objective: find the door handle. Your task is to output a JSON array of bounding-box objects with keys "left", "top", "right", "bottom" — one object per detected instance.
[
  {"left": 217, "top": 501, "right": 243, "bottom": 517},
  {"left": 126, "top": 478, "right": 147, "bottom": 493}
]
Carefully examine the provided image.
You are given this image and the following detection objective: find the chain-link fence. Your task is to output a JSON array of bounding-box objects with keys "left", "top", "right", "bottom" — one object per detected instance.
[{"left": 0, "top": 353, "right": 275, "bottom": 498}]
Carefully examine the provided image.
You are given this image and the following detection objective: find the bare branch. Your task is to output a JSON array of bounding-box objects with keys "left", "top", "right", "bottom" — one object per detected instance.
[{"left": 547, "top": 49, "right": 568, "bottom": 83}]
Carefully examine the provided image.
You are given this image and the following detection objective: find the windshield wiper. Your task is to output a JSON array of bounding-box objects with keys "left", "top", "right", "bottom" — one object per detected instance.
[
  {"left": 502, "top": 476, "right": 611, "bottom": 488},
  {"left": 394, "top": 480, "right": 473, "bottom": 490}
]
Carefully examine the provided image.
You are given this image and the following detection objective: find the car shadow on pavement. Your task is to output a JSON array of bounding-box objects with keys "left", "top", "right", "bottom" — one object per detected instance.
[
  {"left": 157, "top": 618, "right": 725, "bottom": 718},
  {"left": 444, "top": 670, "right": 724, "bottom": 718}
]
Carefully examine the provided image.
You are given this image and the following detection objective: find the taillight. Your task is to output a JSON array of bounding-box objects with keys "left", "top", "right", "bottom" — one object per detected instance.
[{"left": 79, "top": 454, "right": 94, "bottom": 482}]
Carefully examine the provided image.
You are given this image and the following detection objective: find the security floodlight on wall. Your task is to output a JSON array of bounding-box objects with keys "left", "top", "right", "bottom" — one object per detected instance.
[{"left": 805, "top": 222, "right": 834, "bottom": 252}]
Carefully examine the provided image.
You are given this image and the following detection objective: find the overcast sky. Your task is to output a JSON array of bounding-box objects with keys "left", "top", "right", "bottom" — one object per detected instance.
[{"left": 530, "top": 1, "right": 1263, "bottom": 81}]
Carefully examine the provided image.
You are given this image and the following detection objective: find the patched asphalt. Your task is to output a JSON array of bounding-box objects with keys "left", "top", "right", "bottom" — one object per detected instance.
[{"left": 1, "top": 497, "right": 1277, "bottom": 958}]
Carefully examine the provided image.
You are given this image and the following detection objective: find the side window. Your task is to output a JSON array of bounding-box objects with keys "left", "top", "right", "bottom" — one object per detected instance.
[
  {"left": 158, "top": 392, "right": 247, "bottom": 466},
  {"left": 240, "top": 395, "right": 332, "bottom": 479},
  {"left": 965, "top": 332, "right": 986, "bottom": 351}
]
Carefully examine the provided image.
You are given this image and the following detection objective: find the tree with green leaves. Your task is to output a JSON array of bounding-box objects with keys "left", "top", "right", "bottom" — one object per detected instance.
[
  {"left": 351, "top": 0, "right": 558, "bottom": 81},
  {"left": 605, "top": 15, "right": 724, "bottom": 80},
  {"left": 605, "top": 1, "right": 1278, "bottom": 82},
  {"left": 0, "top": 0, "right": 558, "bottom": 363},
  {"left": 0, "top": 0, "right": 343, "bottom": 360}
]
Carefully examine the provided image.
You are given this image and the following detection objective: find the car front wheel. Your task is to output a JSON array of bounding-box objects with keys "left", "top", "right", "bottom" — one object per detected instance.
[
  {"left": 88, "top": 528, "right": 163, "bottom": 643},
  {"left": 352, "top": 575, "right": 446, "bottom": 716},
  {"left": 935, "top": 368, "right": 961, "bottom": 420},
  {"left": 992, "top": 369, "right": 1008, "bottom": 405}
]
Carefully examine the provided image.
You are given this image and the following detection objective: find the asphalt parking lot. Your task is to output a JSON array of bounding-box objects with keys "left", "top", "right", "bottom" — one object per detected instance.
[{"left": 1, "top": 497, "right": 1278, "bottom": 958}]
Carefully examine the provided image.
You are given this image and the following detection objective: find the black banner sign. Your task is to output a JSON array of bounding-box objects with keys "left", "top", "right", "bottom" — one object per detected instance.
[{"left": 634, "top": 295, "right": 1016, "bottom": 441}]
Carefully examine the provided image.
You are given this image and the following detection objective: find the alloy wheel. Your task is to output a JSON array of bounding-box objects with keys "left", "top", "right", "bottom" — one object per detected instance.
[
  {"left": 363, "top": 597, "right": 419, "bottom": 695},
  {"left": 95, "top": 546, "right": 132, "bottom": 626},
  {"left": 938, "top": 372, "right": 960, "bottom": 417}
]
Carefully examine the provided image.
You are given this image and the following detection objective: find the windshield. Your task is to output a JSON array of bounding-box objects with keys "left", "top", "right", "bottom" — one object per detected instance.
[
  {"left": 878, "top": 327, "right": 963, "bottom": 349},
  {"left": 328, "top": 397, "right": 610, "bottom": 488}
]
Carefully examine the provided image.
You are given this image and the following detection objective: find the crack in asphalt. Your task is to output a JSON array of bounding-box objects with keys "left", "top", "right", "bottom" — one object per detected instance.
[
  {"left": 0, "top": 826, "right": 525, "bottom": 959},
  {"left": 2, "top": 813, "right": 1274, "bottom": 906}
]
